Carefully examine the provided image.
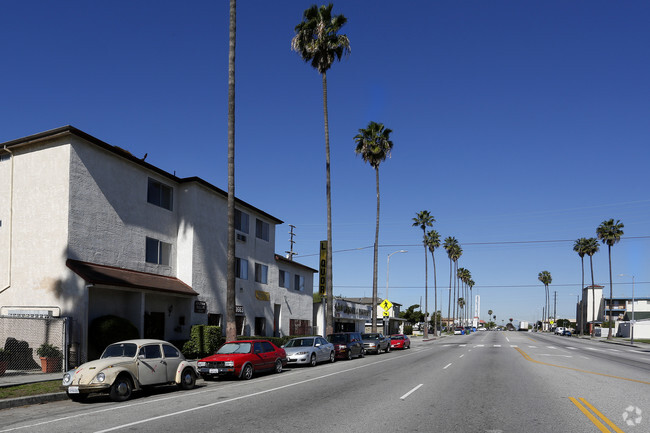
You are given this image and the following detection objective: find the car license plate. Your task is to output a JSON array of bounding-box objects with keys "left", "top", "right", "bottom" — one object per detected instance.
[
  {"left": 68, "top": 386, "right": 79, "bottom": 394},
  {"left": 209, "top": 368, "right": 219, "bottom": 374}
]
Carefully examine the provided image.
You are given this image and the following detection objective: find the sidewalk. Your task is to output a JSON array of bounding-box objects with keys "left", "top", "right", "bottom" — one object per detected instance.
[{"left": 575, "top": 334, "right": 650, "bottom": 350}]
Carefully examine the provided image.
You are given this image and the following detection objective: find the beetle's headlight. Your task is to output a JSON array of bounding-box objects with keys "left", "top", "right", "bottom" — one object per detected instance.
[
  {"left": 95, "top": 372, "right": 106, "bottom": 383},
  {"left": 62, "top": 372, "right": 72, "bottom": 386},
  {"left": 197, "top": 361, "right": 206, "bottom": 367},
  {"left": 224, "top": 361, "right": 234, "bottom": 367}
]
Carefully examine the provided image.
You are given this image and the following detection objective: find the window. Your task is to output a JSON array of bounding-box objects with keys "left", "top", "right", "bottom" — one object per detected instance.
[
  {"left": 208, "top": 313, "right": 222, "bottom": 326},
  {"left": 261, "top": 341, "right": 274, "bottom": 353},
  {"left": 163, "top": 344, "right": 180, "bottom": 358},
  {"left": 256, "top": 219, "right": 269, "bottom": 241},
  {"left": 146, "top": 237, "right": 171, "bottom": 265},
  {"left": 279, "top": 270, "right": 289, "bottom": 288},
  {"left": 290, "top": 319, "right": 311, "bottom": 335},
  {"left": 236, "top": 257, "right": 248, "bottom": 280},
  {"left": 147, "top": 178, "right": 173, "bottom": 210},
  {"left": 294, "top": 274, "right": 305, "bottom": 291},
  {"left": 255, "top": 263, "right": 268, "bottom": 284},
  {"left": 235, "top": 209, "right": 249, "bottom": 233},
  {"left": 140, "top": 344, "right": 162, "bottom": 359}
]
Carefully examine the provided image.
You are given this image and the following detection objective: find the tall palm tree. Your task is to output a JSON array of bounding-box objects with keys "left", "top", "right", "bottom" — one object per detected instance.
[
  {"left": 354, "top": 121, "right": 393, "bottom": 332},
  {"left": 443, "top": 237, "right": 458, "bottom": 331},
  {"left": 468, "top": 278, "right": 475, "bottom": 327},
  {"left": 451, "top": 245, "right": 463, "bottom": 326},
  {"left": 573, "top": 238, "right": 588, "bottom": 336},
  {"left": 487, "top": 309, "right": 493, "bottom": 329},
  {"left": 596, "top": 219, "right": 624, "bottom": 340},
  {"left": 413, "top": 211, "right": 435, "bottom": 339},
  {"left": 538, "top": 271, "right": 552, "bottom": 330},
  {"left": 583, "top": 237, "right": 600, "bottom": 336},
  {"left": 425, "top": 229, "right": 441, "bottom": 336},
  {"left": 292, "top": 4, "right": 351, "bottom": 335},
  {"left": 225, "top": 0, "right": 237, "bottom": 341}
]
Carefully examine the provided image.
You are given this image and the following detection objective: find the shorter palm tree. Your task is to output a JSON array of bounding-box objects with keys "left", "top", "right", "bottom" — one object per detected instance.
[
  {"left": 413, "top": 211, "right": 435, "bottom": 339},
  {"left": 584, "top": 237, "right": 600, "bottom": 336},
  {"left": 596, "top": 219, "right": 624, "bottom": 340},
  {"left": 538, "top": 271, "right": 552, "bottom": 330}
]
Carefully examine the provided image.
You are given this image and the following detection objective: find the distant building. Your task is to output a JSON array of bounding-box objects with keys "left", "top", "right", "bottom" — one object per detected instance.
[
  {"left": 341, "top": 297, "right": 406, "bottom": 335},
  {"left": 0, "top": 126, "right": 315, "bottom": 363},
  {"left": 577, "top": 284, "right": 650, "bottom": 334}
]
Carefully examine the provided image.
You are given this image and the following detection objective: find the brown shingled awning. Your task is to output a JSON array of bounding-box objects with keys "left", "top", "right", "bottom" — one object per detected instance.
[{"left": 66, "top": 259, "right": 198, "bottom": 297}]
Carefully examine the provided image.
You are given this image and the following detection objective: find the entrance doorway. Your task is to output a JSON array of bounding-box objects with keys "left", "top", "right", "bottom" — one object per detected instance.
[{"left": 144, "top": 312, "right": 165, "bottom": 339}]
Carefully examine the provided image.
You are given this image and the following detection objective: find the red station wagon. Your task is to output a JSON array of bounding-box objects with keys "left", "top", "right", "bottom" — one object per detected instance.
[{"left": 197, "top": 340, "right": 287, "bottom": 380}]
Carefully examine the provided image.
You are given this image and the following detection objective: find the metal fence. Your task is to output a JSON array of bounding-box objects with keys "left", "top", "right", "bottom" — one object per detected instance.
[{"left": 0, "top": 316, "right": 68, "bottom": 376}]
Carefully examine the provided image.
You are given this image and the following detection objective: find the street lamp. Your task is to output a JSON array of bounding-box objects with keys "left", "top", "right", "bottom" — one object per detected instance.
[
  {"left": 385, "top": 250, "right": 407, "bottom": 336},
  {"left": 386, "top": 250, "right": 407, "bottom": 301},
  {"left": 618, "top": 273, "right": 635, "bottom": 345}
]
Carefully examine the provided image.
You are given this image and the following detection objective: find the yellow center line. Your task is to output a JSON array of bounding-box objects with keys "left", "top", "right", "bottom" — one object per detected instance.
[
  {"left": 569, "top": 397, "right": 612, "bottom": 433},
  {"left": 514, "top": 347, "right": 650, "bottom": 385},
  {"left": 579, "top": 398, "right": 626, "bottom": 433}
]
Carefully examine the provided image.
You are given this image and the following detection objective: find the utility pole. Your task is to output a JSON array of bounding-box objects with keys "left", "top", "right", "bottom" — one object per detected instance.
[
  {"left": 553, "top": 291, "right": 557, "bottom": 323},
  {"left": 285, "top": 224, "right": 297, "bottom": 260}
]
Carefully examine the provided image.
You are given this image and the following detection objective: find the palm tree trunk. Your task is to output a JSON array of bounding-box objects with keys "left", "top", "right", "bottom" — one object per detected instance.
[
  {"left": 225, "top": 0, "right": 237, "bottom": 342},
  {"left": 447, "top": 258, "right": 452, "bottom": 331},
  {"left": 590, "top": 254, "right": 595, "bottom": 337},
  {"left": 322, "top": 72, "right": 334, "bottom": 336},
  {"left": 422, "top": 234, "right": 428, "bottom": 340},
  {"left": 432, "top": 251, "right": 437, "bottom": 337},
  {"left": 371, "top": 167, "right": 379, "bottom": 332},
  {"left": 580, "top": 256, "right": 584, "bottom": 336},
  {"left": 607, "top": 245, "right": 613, "bottom": 340},
  {"left": 452, "top": 262, "right": 456, "bottom": 326}
]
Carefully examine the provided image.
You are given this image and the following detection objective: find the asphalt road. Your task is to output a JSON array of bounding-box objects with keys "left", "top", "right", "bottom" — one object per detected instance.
[{"left": 1, "top": 332, "right": 648, "bottom": 433}]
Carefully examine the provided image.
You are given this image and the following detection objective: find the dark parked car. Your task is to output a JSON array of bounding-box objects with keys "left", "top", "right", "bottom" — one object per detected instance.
[
  {"left": 561, "top": 329, "right": 572, "bottom": 337},
  {"left": 327, "top": 332, "right": 365, "bottom": 360},
  {"left": 361, "top": 333, "right": 390, "bottom": 354}
]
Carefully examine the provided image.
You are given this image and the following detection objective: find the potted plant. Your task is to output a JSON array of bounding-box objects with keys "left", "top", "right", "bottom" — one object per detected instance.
[
  {"left": 0, "top": 348, "right": 10, "bottom": 376},
  {"left": 36, "top": 343, "right": 63, "bottom": 373}
]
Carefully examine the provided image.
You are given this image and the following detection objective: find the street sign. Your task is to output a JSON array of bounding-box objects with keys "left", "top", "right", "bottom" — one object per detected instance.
[
  {"left": 383, "top": 311, "right": 389, "bottom": 317},
  {"left": 380, "top": 299, "right": 393, "bottom": 312}
]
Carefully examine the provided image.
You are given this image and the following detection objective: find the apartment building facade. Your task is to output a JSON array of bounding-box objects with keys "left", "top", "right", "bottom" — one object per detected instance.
[{"left": 0, "top": 126, "right": 315, "bottom": 361}]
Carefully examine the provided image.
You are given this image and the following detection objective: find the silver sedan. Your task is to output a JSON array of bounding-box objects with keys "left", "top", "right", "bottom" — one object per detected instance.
[{"left": 283, "top": 336, "right": 335, "bottom": 367}]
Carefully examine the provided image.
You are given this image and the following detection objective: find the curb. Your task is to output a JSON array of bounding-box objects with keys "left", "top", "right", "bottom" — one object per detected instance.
[{"left": 0, "top": 392, "right": 68, "bottom": 411}]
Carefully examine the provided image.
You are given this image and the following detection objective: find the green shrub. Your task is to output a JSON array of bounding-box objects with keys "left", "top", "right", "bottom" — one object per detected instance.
[
  {"left": 404, "top": 325, "right": 413, "bottom": 335},
  {"left": 36, "top": 343, "right": 62, "bottom": 358},
  {"left": 182, "top": 325, "right": 223, "bottom": 359},
  {"left": 88, "top": 315, "right": 140, "bottom": 360}
]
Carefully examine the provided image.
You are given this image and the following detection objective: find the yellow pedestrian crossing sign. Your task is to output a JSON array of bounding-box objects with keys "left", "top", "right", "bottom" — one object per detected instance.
[{"left": 380, "top": 299, "right": 393, "bottom": 312}]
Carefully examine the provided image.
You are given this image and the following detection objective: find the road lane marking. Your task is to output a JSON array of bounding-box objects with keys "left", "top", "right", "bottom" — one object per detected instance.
[
  {"left": 608, "top": 348, "right": 620, "bottom": 352},
  {"left": 459, "top": 344, "right": 466, "bottom": 347},
  {"left": 400, "top": 384, "right": 423, "bottom": 400},
  {"left": 459, "top": 354, "right": 464, "bottom": 358},
  {"left": 547, "top": 346, "right": 557, "bottom": 349},
  {"left": 510, "top": 345, "right": 518, "bottom": 348},
  {"left": 566, "top": 347, "right": 577, "bottom": 350},
  {"left": 506, "top": 337, "right": 510, "bottom": 342},
  {"left": 493, "top": 344, "right": 501, "bottom": 347},
  {"left": 569, "top": 397, "right": 625, "bottom": 433},
  {"left": 475, "top": 344, "right": 485, "bottom": 347},
  {"left": 443, "top": 363, "right": 452, "bottom": 369},
  {"left": 515, "top": 347, "right": 650, "bottom": 386},
  {"left": 528, "top": 345, "right": 537, "bottom": 348}
]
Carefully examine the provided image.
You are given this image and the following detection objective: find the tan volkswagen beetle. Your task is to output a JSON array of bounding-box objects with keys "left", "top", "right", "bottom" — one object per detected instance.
[{"left": 61, "top": 339, "right": 197, "bottom": 402}]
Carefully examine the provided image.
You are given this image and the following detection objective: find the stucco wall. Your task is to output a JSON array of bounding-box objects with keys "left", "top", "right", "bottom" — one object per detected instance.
[{"left": 0, "top": 139, "right": 72, "bottom": 310}]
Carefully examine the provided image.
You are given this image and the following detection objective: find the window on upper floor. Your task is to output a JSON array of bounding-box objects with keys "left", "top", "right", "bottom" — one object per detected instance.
[
  {"left": 235, "top": 209, "right": 249, "bottom": 234},
  {"left": 147, "top": 178, "right": 173, "bottom": 211},
  {"left": 256, "top": 219, "right": 269, "bottom": 241},
  {"left": 279, "top": 270, "right": 289, "bottom": 288},
  {"left": 236, "top": 257, "right": 248, "bottom": 280},
  {"left": 294, "top": 274, "right": 305, "bottom": 291},
  {"left": 255, "top": 263, "right": 268, "bottom": 284},
  {"left": 146, "top": 237, "right": 171, "bottom": 266}
]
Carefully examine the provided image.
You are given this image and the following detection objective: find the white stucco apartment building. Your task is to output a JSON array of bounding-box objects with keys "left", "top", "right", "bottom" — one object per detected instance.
[{"left": 0, "top": 126, "right": 315, "bottom": 361}]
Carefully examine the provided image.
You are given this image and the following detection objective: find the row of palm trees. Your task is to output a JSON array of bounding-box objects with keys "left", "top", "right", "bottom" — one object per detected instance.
[
  {"left": 534, "top": 218, "right": 625, "bottom": 342},
  {"left": 412, "top": 212, "right": 477, "bottom": 336},
  {"left": 571, "top": 219, "right": 624, "bottom": 340}
]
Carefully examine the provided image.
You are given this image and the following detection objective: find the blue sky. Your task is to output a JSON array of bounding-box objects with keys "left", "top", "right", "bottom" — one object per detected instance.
[{"left": 2, "top": 1, "right": 649, "bottom": 324}]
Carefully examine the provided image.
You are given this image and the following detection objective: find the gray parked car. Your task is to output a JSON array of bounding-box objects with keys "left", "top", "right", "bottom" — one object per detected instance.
[
  {"left": 283, "top": 336, "right": 335, "bottom": 367},
  {"left": 361, "top": 333, "right": 390, "bottom": 354}
]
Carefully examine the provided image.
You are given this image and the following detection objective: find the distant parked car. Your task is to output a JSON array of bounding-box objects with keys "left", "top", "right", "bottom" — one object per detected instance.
[
  {"left": 361, "top": 333, "right": 390, "bottom": 354},
  {"left": 61, "top": 339, "right": 197, "bottom": 402},
  {"left": 554, "top": 327, "right": 565, "bottom": 335},
  {"left": 390, "top": 334, "right": 410, "bottom": 349},
  {"left": 561, "top": 329, "right": 572, "bottom": 337},
  {"left": 454, "top": 327, "right": 465, "bottom": 335},
  {"left": 283, "top": 336, "right": 335, "bottom": 366},
  {"left": 327, "top": 332, "right": 365, "bottom": 360},
  {"left": 198, "top": 340, "right": 286, "bottom": 380}
]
